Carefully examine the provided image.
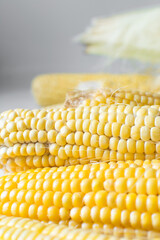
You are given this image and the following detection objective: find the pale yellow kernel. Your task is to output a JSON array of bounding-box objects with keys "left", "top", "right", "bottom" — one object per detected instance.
[
  {"left": 20, "top": 144, "right": 27, "bottom": 156},
  {"left": 117, "top": 139, "right": 127, "bottom": 154},
  {"left": 35, "top": 143, "right": 45, "bottom": 156},
  {"left": 89, "top": 120, "right": 98, "bottom": 134},
  {"left": 151, "top": 127, "right": 160, "bottom": 142},
  {"left": 99, "top": 135, "right": 109, "bottom": 149},
  {"left": 23, "top": 130, "right": 30, "bottom": 143},
  {"left": 75, "top": 131, "right": 83, "bottom": 145},
  {"left": 55, "top": 157, "right": 65, "bottom": 167},
  {"left": 64, "top": 144, "right": 73, "bottom": 157},
  {"left": 29, "top": 130, "right": 38, "bottom": 143},
  {"left": 9, "top": 132, "right": 17, "bottom": 143},
  {"left": 91, "top": 134, "right": 99, "bottom": 148},
  {"left": 145, "top": 115, "right": 155, "bottom": 128},
  {"left": 37, "top": 119, "right": 46, "bottom": 131},
  {"left": 97, "top": 122, "right": 105, "bottom": 135},
  {"left": 55, "top": 120, "right": 64, "bottom": 131},
  {"left": 109, "top": 137, "right": 118, "bottom": 151},
  {"left": 16, "top": 131, "right": 24, "bottom": 143},
  {"left": 87, "top": 146, "right": 95, "bottom": 159},
  {"left": 66, "top": 133, "right": 75, "bottom": 145},
  {"left": 58, "top": 147, "right": 68, "bottom": 160},
  {"left": 104, "top": 123, "right": 112, "bottom": 137},
  {"left": 31, "top": 118, "right": 38, "bottom": 129},
  {"left": 131, "top": 126, "right": 140, "bottom": 140},
  {"left": 95, "top": 148, "right": 104, "bottom": 160},
  {"left": 99, "top": 112, "right": 108, "bottom": 123},
  {"left": 83, "top": 119, "right": 91, "bottom": 132},
  {"left": 56, "top": 133, "right": 66, "bottom": 146},
  {"left": 17, "top": 120, "right": 26, "bottom": 131},
  {"left": 112, "top": 122, "right": 121, "bottom": 137},
  {"left": 140, "top": 126, "right": 150, "bottom": 141},
  {"left": 135, "top": 116, "right": 144, "bottom": 127},
  {"left": 155, "top": 116, "right": 160, "bottom": 128},
  {"left": 45, "top": 120, "right": 54, "bottom": 131},
  {"left": 38, "top": 131, "right": 47, "bottom": 143},
  {"left": 120, "top": 125, "right": 130, "bottom": 139},
  {"left": 83, "top": 132, "right": 91, "bottom": 146},
  {"left": 136, "top": 140, "right": 144, "bottom": 154},
  {"left": 144, "top": 141, "right": 155, "bottom": 154},
  {"left": 125, "top": 114, "right": 134, "bottom": 126},
  {"left": 67, "top": 120, "right": 76, "bottom": 131},
  {"left": 6, "top": 122, "right": 17, "bottom": 133},
  {"left": 79, "top": 145, "right": 87, "bottom": 159}
]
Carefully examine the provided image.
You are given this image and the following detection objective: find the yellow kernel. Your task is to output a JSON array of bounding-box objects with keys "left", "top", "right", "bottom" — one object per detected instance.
[
  {"left": 126, "top": 193, "right": 136, "bottom": 211},
  {"left": 48, "top": 206, "right": 60, "bottom": 222},
  {"left": 120, "top": 125, "right": 130, "bottom": 139},
  {"left": 70, "top": 207, "right": 82, "bottom": 223},
  {"left": 81, "top": 206, "right": 92, "bottom": 223},
  {"left": 29, "top": 130, "right": 38, "bottom": 143}
]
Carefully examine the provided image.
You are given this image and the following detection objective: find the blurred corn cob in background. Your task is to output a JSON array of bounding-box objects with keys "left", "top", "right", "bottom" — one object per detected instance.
[
  {"left": 32, "top": 74, "right": 154, "bottom": 107},
  {"left": 0, "top": 215, "right": 159, "bottom": 240},
  {"left": 0, "top": 161, "right": 160, "bottom": 232},
  {"left": 1, "top": 103, "right": 160, "bottom": 172},
  {"left": 77, "top": 7, "right": 160, "bottom": 63},
  {"left": 64, "top": 89, "right": 160, "bottom": 108}
]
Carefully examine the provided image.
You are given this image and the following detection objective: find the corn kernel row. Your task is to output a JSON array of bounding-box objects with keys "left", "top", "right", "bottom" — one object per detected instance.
[{"left": 0, "top": 163, "right": 160, "bottom": 230}]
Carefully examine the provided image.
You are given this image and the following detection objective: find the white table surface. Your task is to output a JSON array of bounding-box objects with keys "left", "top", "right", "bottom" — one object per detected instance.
[{"left": 0, "top": 87, "right": 39, "bottom": 113}]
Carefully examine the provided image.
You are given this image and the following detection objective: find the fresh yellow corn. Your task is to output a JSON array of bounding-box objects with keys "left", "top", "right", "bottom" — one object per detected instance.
[
  {"left": 0, "top": 162, "right": 160, "bottom": 231},
  {"left": 32, "top": 74, "right": 152, "bottom": 106},
  {"left": 0, "top": 215, "right": 159, "bottom": 240},
  {"left": 0, "top": 215, "right": 108, "bottom": 240},
  {"left": 1, "top": 104, "right": 160, "bottom": 171},
  {"left": 65, "top": 89, "right": 160, "bottom": 108},
  {"left": 84, "top": 89, "right": 160, "bottom": 107}
]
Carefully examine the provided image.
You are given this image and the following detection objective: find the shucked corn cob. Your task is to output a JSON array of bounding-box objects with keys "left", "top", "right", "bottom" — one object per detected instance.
[
  {"left": 0, "top": 162, "right": 160, "bottom": 231},
  {"left": 32, "top": 74, "right": 153, "bottom": 106},
  {"left": 0, "top": 215, "right": 107, "bottom": 240},
  {"left": 65, "top": 89, "right": 160, "bottom": 108},
  {"left": 1, "top": 104, "right": 160, "bottom": 171},
  {"left": 0, "top": 215, "right": 159, "bottom": 240}
]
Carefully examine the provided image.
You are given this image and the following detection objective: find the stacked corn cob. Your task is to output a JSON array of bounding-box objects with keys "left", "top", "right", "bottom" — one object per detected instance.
[
  {"left": 1, "top": 84, "right": 160, "bottom": 239},
  {"left": 32, "top": 73, "right": 153, "bottom": 107},
  {"left": 1, "top": 101, "right": 160, "bottom": 172}
]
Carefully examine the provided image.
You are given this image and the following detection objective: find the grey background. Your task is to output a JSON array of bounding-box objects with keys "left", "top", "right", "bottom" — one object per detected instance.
[{"left": 0, "top": 0, "right": 159, "bottom": 111}]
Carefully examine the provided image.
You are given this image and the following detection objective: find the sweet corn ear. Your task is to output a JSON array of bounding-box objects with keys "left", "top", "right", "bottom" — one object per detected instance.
[
  {"left": 0, "top": 162, "right": 159, "bottom": 231},
  {"left": 32, "top": 73, "right": 152, "bottom": 107},
  {"left": 1, "top": 104, "right": 160, "bottom": 171}
]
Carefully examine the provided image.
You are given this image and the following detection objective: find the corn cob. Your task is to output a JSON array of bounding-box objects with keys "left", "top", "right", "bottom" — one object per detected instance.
[
  {"left": 0, "top": 215, "right": 159, "bottom": 240},
  {"left": 1, "top": 104, "right": 160, "bottom": 171},
  {"left": 32, "top": 74, "right": 152, "bottom": 106},
  {"left": 65, "top": 89, "right": 160, "bottom": 108},
  {"left": 0, "top": 215, "right": 107, "bottom": 240},
  {"left": 0, "top": 162, "right": 160, "bottom": 231}
]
